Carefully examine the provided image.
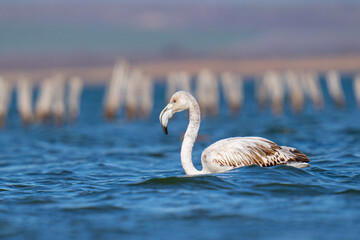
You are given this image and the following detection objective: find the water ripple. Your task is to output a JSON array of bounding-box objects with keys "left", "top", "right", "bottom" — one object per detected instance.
[
  {"left": 131, "top": 175, "right": 237, "bottom": 190},
  {"left": 1, "top": 85, "right": 360, "bottom": 239}
]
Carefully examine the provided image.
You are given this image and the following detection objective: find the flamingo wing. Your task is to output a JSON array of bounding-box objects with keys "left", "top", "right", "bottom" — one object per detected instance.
[{"left": 201, "top": 137, "right": 309, "bottom": 173}]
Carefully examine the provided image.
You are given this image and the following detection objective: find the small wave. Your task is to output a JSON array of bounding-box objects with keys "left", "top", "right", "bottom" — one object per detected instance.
[
  {"left": 147, "top": 152, "right": 166, "bottom": 157},
  {"left": 254, "top": 182, "right": 330, "bottom": 195},
  {"left": 344, "top": 127, "right": 360, "bottom": 135},
  {"left": 44, "top": 170, "right": 73, "bottom": 176},
  {"left": 18, "top": 197, "right": 56, "bottom": 205},
  {"left": 339, "top": 153, "right": 358, "bottom": 158},
  {"left": 228, "top": 164, "right": 313, "bottom": 182},
  {"left": 8, "top": 184, "right": 33, "bottom": 189},
  {"left": 272, "top": 164, "right": 314, "bottom": 176},
  {"left": 61, "top": 205, "right": 126, "bottom": 212},
  {"left": 227, "top": 190, "right": 263, "bottom": 196},
  {"left": 130, "top": 175, "right": 236, "bottom": 190},
  {"left": 335, "top": 189, "right": 360, "bottom": 195}
]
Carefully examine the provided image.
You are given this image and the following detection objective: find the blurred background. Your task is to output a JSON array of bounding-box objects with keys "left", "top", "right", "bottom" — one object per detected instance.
[
  {"left": 1, "top": 0, "right": 360, "bottom": 70},
  {"left": 1, "top": 1, "right": 360, "bottom": 240}
]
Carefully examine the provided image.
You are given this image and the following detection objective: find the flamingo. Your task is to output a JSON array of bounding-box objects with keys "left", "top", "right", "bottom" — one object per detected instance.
[
  {"left": 159, "top": 91, "right": 310, "bottom": 175},
  {"left": 166, "top": 71, "right": 191, "bottom": 102},
  {"left": 196, "top": 69, "right": 219, "bottom": 116},
  {"left": 104, "top": 60, "right": 129, "bottom": 119},
  {"left": 285, "top": 71, "right": 304, "bottom": 113},
  {"left": 51, "top": 74, "right": 65, "bottom": 124},
  {"left": 264, "top": 71, "right": 284, "bottom": 115},
  {"left": 68, "top": 76, "right": 83, "bottom": 121},
  {"left": 221, "top": 72, "right": 243, "bottom": 114},
  {"left": 139, "top": 75, "right": 154, "bottom": 118},
  {"left": 35, "top": 78, "right": 54, "bottom": 122},
  {"left": 354, "top": 74, "right": 360, "bottom": 107},
  {"left": 17, "top": 77, "right": 33, "bottom": 125},
  {"left": 0, "top": 76, "right": 12, "bottom": 126},
  {"left": 126, "top": 68, "right": 142, "bottom": 119},
  {"left": 326, "top": 70, "right": 345, "bottom": 108},
  {"left": 301, "top": 72, "right": 323, "bottom": 109}
]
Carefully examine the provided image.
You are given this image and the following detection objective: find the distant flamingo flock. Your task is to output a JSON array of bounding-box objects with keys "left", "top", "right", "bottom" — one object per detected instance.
[{"left": 0, "top": 59, "right": 360, "bottom": 127}]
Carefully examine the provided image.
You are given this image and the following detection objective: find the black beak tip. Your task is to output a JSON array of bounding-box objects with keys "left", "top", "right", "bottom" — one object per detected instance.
[{"left": 162, "top": 126, "right": 168, "bottom": 135}]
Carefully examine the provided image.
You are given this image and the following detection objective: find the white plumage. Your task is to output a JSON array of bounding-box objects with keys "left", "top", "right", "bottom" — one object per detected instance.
[
  {"left": 196, "top": 69, "right": 219, "bottom": 116},
  {"left": 0, "top": 76, "right": 12, "bottom": 126},
  {"left": 284, "top": 71, "right": 304, "bottom": 112},
  {"left": 35, "top": 78, "right": 54, "bottom": 122},
  {"left": 326, "top": 70, "right": 345, "bottom": 107},
  {"left": 301, "top": 72, "right": 323, "bottom": 109},
  {"left": 17, "top": 77, "right": 33, "bottom": 125},
  {"left": 160, "top": 91, "right": 310, "bottom": 175},
  {"left": 354, "top": 74, "right": 360, "bottom": 107},
  {"left": 221, "top": 72, "right": 243, "bottom": 114}
]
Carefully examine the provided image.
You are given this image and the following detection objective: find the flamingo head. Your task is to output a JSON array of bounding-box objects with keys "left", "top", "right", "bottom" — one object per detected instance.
[{"left": 159, "top": 91, "right": 191, "bottom": 135}]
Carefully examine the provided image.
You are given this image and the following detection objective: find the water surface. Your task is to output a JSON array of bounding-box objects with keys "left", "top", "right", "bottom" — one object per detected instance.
[{"left": 1, "top": 80, "right": 360, "bottom": 239}]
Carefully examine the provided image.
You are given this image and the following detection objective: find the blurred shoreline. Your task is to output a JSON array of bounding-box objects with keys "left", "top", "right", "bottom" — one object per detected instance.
[{"left": 1, "top": 54, "right": 360, "bottom": 84}]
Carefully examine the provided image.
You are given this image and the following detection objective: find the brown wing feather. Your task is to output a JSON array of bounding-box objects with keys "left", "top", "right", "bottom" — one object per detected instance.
[{"left": 202, "top": 137, "right": 309, "bottom": 169}]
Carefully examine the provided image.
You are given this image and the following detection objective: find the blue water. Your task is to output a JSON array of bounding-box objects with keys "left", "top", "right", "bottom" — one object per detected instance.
[{"left": 1, "top": 78, "right": 360, "bottom": 240}]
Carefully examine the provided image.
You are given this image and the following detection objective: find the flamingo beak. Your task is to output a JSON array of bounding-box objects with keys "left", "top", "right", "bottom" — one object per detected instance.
[{"left": 159, "top": 103, "right": 174, "bottom": 135}]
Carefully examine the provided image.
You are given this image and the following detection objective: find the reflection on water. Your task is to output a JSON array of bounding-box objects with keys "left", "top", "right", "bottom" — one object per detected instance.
[{"left": 1, "top": 80, "right": 360, "bottom": 239}]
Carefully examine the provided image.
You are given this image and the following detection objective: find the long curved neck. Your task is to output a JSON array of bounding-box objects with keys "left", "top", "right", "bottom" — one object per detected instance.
[{"left": 180, "top": 96, "right": 204, "bottom": 175}]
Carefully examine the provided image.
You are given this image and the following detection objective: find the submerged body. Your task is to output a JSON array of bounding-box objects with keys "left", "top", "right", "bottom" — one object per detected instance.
[{"left": 160, "top": 91, "right": 310, "bottom": 175}]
